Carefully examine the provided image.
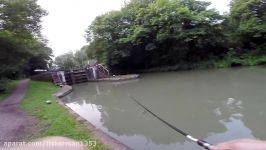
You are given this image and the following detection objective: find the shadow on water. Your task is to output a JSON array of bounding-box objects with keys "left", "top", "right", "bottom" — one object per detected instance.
[{"left": 62, "top": 66, "right": 266, "bottom": 150}]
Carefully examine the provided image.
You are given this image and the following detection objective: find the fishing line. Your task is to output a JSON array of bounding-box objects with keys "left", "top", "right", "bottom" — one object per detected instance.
[{"left": 130, "top": 96, "right": 212, "bottom": 150}]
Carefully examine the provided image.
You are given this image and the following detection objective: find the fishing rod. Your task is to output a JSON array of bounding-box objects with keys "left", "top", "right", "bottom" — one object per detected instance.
[{"left": 130, "top": 96, "right": 212, "bottom": 150}]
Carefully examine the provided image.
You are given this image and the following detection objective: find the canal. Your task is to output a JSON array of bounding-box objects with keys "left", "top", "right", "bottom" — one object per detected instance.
[{"left": 62, "top": 66, "right": 266, "bottom": 150}]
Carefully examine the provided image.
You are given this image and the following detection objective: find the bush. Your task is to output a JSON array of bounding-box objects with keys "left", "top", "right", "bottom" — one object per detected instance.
[{"left": 0, "top": 79, "right": 8, "bottom": 93}]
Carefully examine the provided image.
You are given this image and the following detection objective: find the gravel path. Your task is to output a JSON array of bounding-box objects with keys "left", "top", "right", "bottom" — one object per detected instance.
[{"left": 0, "top": 79, "right": 33, "bottom": 145}]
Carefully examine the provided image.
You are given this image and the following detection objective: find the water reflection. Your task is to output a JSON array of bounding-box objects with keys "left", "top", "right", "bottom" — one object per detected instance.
[{"left": 62, "top": 66, "right": 266, "bottom": 150}]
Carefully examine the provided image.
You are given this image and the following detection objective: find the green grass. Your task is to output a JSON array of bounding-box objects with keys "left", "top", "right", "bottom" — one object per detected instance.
[
  {"left": 0, "top": 80, "right": 20, "bottom": 102},
  {"left": 20, "top": 80, "right": 107, "bottom": 150}
]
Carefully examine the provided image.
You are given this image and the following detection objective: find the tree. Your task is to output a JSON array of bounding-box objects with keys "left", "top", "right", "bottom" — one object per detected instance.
[
  {"left": 74, "top": 46, "right": 88, "bottom": 68},
  {"left": 0, "top": 0, "right": 47, "bottom": 38},
  {"left": 0, "top": 0, "right": 52, "bottom": 91},
  {"left": 229, "top": 0, "right": 266, "bottom": 53},
  {"left": 54, "top": 52, "right": 77, "bottom": 70},
  {"left": 54, "top": 49, "right": 88, "bottom": 70},
  {"left": 86, "top": 0, "right": 227, "bottom": 72},
  {"left": 0, "top": 30, "right": 29, "bottom": 78},
  {"left": 25, "top": 42, "right": 53, "bottom": 75}
]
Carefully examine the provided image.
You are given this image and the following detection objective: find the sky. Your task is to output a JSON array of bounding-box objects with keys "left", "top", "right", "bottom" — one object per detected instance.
[{"left": 37, "top": 0, "right": 231, "bottom": 57}]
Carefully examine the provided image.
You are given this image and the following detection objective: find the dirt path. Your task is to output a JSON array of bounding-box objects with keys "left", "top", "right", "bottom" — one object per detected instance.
[{"left": 0, "top": 79, "right": 33, "bottom": 145}]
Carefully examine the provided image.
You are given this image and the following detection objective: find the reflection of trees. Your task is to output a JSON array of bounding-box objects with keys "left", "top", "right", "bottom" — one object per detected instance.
[{"left": 64, "top": 67, "right": 266, "bottom": 146}]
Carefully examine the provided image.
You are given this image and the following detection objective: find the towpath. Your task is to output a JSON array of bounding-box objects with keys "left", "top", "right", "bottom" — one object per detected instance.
[{"left": 0, "top": 79, "right": 33, "bottom": 145}]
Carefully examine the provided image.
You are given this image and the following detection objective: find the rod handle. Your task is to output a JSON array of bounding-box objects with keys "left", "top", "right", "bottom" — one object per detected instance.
[{"left": 197, "top": 140, "right": 212, "bottom": 150}]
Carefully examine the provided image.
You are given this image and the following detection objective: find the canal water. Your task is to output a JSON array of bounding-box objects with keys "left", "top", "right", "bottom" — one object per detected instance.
[{"left": 62, "top": 66, "right": 266, "bottom": 150}]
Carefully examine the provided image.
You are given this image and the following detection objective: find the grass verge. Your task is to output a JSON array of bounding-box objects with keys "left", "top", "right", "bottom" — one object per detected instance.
[
  {"left": 0, "top": 80, "right": 20, "bottom": 102},
  {"left": 20, "top": 80, "right": 107, "bottom": 150}
]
